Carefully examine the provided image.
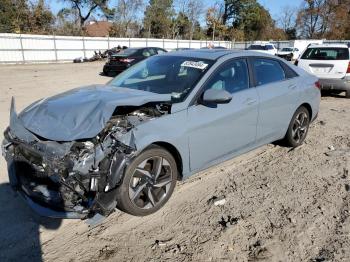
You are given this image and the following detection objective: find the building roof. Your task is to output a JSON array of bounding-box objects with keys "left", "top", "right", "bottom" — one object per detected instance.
[{"left": 84, "top": 21, "right": 112, "bottom": 37}]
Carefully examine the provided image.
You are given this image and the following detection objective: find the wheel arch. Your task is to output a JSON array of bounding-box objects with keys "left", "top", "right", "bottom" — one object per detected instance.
[
  {"left": 299, "top": 102, "right": 312, "bottom": 119},
  {"left": 151, "top": 141, "right": 183, "bottom": 181}
]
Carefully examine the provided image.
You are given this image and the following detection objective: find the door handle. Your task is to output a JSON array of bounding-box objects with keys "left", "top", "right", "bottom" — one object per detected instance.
[{"left": 245, "top": 98, "right": 257, "bottom": 105}]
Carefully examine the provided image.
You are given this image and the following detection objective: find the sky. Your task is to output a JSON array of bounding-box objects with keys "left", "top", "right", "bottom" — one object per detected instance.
[{"left": 49, "top": 0, "right": 304, "bottom": 23}]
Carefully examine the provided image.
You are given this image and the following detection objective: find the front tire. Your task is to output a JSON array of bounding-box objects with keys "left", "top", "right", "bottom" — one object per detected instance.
[
  {"left": 284, "top": 106, "right": 310, "bottom": 148},
  {"left": 346, "top": 90, "right": 350, "bottom": 99},
  {"left": 116, "top": 145, "right": 177, "bottom": 216}
]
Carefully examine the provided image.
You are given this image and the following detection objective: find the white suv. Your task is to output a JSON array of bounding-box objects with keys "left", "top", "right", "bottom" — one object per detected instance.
[
  {"left": 296, "top": 44, "right": 350, "bottom": 98},
  {"left": 247, "top": 43, "right": 277, "bottom": 56}
]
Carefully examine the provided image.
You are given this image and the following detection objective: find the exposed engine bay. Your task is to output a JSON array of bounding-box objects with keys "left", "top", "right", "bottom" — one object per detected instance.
[{"left": 2, "top": 102, "right": 171, "bottom": 218}]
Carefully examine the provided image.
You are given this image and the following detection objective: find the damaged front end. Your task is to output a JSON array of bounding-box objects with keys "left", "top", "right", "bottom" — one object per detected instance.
[{"left": 2, "top": 98, "right": 170, "bottom": 219}]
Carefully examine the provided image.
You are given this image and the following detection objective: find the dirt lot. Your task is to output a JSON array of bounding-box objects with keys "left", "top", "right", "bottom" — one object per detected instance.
[{"left": 0, "top": 62, "right": 349, "bottom": 262}]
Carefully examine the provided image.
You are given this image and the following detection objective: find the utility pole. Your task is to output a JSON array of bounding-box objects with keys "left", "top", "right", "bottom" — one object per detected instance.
[{"left": 212, "top": 23, "right": 215, "bottom": 41}]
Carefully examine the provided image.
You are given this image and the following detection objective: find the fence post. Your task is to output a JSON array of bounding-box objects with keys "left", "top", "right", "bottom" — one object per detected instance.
[
  {"left": 163, "top": 38, "right": 165, "bottom": 49},
  {"left": 82, "top": 36, "right": 86, "bottom": 58},
  {"left": 177, "top": 39, "right": 179, "bottom": 49},
  {"left": 19, "top": 34, "right": 25, "bottom": 63},
  {"left": 107, "top": 36, "right": 110, "bottom": 49},
  {"left": 53, "top": 34, "right": 58, "bottom": 62}
]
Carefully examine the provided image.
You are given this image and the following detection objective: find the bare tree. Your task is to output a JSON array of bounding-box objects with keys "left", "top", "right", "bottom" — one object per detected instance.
[
  {"left": 112, "top": 0, "right": 144, "bottom": 37},
  {"left": 61, "top": 0, "right": 111, "bottom": 28},
  {"left": 278, "top": 6, "right": 297, "bottom": 32},
  {"left": 206, "top": 2, "right": 226, "bottom": 41},
  {"left": 296, "top": 0, "right": 331, "bottom": 39},
  {"left": 184, "top": 0, "right": 203, "bottom": 40}
]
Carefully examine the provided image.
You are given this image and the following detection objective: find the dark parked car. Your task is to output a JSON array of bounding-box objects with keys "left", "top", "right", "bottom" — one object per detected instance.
[{"left": 103, "top": 47, "right": 167, "bottom": 76}]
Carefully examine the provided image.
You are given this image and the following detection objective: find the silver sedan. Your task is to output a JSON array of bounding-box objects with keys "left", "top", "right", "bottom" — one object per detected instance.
[{"left": 2, "top": 50, "right": 320, "bottom": 218}]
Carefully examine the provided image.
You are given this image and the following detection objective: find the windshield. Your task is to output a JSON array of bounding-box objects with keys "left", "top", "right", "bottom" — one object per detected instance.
[
  {"left": 249, "top": 45, "right": 265, "bottom": 50},
  {"left": 112, "top": 48, "right": 139, "bottom": 56},
  {"left": 301, "top": 47, "right": 349, "bottom": 60},
  {"left": 109, "top": 56, "right": 213, "bottom": 102},
  {"left": 282, "top": 48, "right": 293, "bottom": 52},
  {"left": 248, "top": 45, "right": 274, "bottom": 50}
]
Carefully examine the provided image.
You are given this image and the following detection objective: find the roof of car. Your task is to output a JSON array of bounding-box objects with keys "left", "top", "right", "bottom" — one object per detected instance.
[
  {"left": 165, "top": 49, "right": 247, "bottom": 60},
  {"left": 308, "top": 43, "right": 349, "bottom": 48},
  {"left": 163, "top": 49, "right": 278, "bottom": 60}
]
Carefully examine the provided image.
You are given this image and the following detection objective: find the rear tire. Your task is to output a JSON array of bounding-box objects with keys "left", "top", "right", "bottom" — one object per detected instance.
[
  {"left": 346, "top": 90, "right": 350, "bottom": 99},
  {"left": 284, "top": 106, "right": 310, "bottom": 148},
  {"left": 116, "top": 145, "right": 177, "bottom": 216}
]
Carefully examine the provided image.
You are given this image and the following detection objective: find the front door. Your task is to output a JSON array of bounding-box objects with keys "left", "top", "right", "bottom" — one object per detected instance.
[{"left": 187, "top": 58, "right": 259, "bottom": 171}]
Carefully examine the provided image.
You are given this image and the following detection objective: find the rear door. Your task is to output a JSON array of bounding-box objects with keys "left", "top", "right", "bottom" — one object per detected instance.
[
  {"left": 251, "top": 58, "right": 301, "bottom": 143},
  {"left": 299, "top": 47, "right": 349, "bottom": 79}
]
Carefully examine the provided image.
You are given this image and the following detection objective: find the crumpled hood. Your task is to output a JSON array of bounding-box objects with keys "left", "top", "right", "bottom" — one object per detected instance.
[{"left": 18, "top": 84, "right": 171, "bottom": 141}]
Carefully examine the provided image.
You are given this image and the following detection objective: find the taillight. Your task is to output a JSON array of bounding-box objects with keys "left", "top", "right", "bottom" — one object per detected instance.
[
  {"left": 347, "top": 62, "right": 350, "bottom": 73},
  {"left": 294, "top": 60, "right": 299, "bottom": 66},
  {"left": 315, "top": 81, "right": 321, "bottom": 90},
  {"left": 120, "top": 58, "right": 135, "bottom": 63}
]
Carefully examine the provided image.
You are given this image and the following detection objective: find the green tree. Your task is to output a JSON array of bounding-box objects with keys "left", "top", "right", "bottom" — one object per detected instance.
[
  {"left": 28, "top": 0, "right": 55, "bottom": 34},
  {"left": 143, "top": 0, "right": 174, "bottom": 38},
  {"left": 0, "top": 0, "right": 30, "bottom": 33},
  {"left": 173, "top": 12, "right": 191, "bottom": 39},
  {"left": 222, "top": 0, "right": 285, "bottom": 41}
]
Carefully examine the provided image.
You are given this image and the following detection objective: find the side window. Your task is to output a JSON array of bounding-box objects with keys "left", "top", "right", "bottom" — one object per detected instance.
[
  {"left": 204, "top": 59, "right": 249, "bottom": 94},
  {"left": 142, "top": 49, "right": 152, "bottom": 57},
  {"left": 156, "top": 48, "right": 166, "bottom": 54},
  {"left": 253, "top": 59, "right": 286, "bottom": 86},
  {"left": 149, "top": 48, "right": 157, "bottom": 55}
]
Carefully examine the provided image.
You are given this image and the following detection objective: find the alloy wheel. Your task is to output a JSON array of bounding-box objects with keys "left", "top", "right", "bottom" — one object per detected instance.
[
  {"left": 291, "top": 111, "right": 309, "bottom": 144},
  {"left": 128, "top": 156, "right": 173, "bottom": 209}
]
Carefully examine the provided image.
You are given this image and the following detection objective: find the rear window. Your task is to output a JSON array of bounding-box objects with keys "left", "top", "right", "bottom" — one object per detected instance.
[
  {"left": 301, "top": 47, "right": 349, "bottom": 60},
  {"left": 114, "top": 48, "right": 139, "bottom": 56},
  {"left": 248, "top": 45, "right": 274, "bottom": 51}
]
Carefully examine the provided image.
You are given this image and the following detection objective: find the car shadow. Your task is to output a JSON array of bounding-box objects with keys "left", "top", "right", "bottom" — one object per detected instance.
[
  {"left": 0, "top": 183, "right": 62, "bottom": 262},
  {"left": 321, "top": 90, "right": 348, "bottom": 99},
  {"left": 99, "top": 72, "right": 112, "bottom": 78}
]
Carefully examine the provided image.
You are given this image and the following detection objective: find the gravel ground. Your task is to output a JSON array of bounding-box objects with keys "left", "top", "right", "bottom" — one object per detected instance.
[{"left": 0, "top": 62, "right": 349, "bottom": 262}]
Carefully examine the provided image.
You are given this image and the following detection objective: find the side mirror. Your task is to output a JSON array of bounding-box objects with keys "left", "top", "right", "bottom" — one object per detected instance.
[{"left": 201, "top": 89, "right": 232, "bottom": 105}]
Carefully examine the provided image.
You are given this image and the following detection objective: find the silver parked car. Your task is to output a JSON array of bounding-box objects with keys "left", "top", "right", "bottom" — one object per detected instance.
[{"left": 2, "top": 50, "right": 320, "bottom": 218}]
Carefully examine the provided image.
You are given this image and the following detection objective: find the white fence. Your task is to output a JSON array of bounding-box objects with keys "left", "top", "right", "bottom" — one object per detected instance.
[
  {"left": 0, "top": 33, "right": 233, "bottom": 64},
  {"left": 0, "top": 33, "right": 349, "bottom": 64}
]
